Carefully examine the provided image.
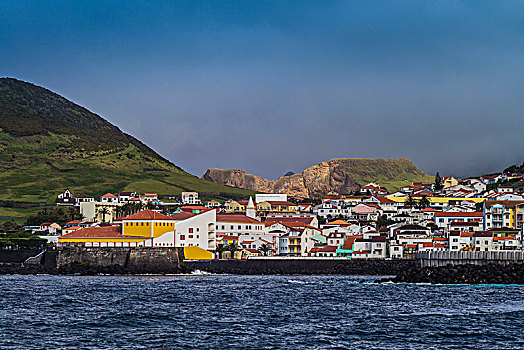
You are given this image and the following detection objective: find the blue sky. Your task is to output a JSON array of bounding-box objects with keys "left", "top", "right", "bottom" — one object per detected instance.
[{"left": 2, "top": 1, "right": 524, "bottom": 178}]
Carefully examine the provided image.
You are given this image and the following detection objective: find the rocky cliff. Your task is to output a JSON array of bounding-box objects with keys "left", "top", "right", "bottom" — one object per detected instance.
[{"left": 203, "top": 158, "right": 434, "bottom": 198}]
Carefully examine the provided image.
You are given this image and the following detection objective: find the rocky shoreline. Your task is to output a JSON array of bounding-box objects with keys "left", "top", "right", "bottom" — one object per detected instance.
[{"left": 379, "top": 263, "right": 524, "bottom": 284}]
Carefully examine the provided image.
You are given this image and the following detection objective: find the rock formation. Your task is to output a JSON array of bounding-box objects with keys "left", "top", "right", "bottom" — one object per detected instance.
[{"left": 202, "top": 158, "right": 433, "bottom": 199}]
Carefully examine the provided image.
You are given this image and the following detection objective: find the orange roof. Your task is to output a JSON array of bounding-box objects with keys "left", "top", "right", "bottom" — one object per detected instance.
[
  {"left": 327, "top": 219, "right": 352, "bottom": 226},
  {"left": 101, "top": 193, "right": 117, "bottom": 198},
  {"left": 460, "top": 232, "right": 475, "bottom": 237},
  {"left": 59, "top": 225, "right": 146, "bottom": 239},
  {"left": 311, "top": 245, "right": 337, "bottom": 253},
  {"left": 219, "top": 235, "right": 239, "bottom": 240},
  {"left": 493, "top": 236, "right": 516, "bottom": 241},
  {"left": 120, "top": 209, "right": 175, "bottom": 221}
]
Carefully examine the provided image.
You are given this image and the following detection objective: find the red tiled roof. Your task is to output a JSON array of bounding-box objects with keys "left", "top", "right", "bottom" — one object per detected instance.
[
  {"left": 265, "top": 201, "right": 297, "bottom": 206},
  {"left": 170, "top": 212, "right": 196, "bottom": 220},
  {"left": 434, "top": 211, "right": 483, "bottom": 217},
  {"left": 120, "top": 209, "right": 176, "bottom": 221},
  {"left": 59, "top": 225, "right": 146, "bottom": 239},
  {"left": 265, "top": 217, "right": 314, "bottom": 224},
  {"left": 217, "top": 214, "right": 261, "bottom": 224},
  {"left": 311, "top": 245, "right": 337, "bottom": 253},
  {"left": 101, "top": 193, "right": 117, "bottom": 198},
  {"left": 352, "top": 250, "right": 371, "bottom": 254}
]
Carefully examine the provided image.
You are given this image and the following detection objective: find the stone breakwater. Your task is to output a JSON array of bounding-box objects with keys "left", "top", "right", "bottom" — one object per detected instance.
[
  {"left": 0, "top": 248, "right": 184, "bottom": 275},
  {"left": 184, "top": 258, "right": 417, "bottom": 275},
  {"left": 382, "top": 263, "right": 524, "bottom": 284}
]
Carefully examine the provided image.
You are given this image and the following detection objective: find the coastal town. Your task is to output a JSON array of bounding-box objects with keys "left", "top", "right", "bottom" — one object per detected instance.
[{"left": 18, "top": 171, "right": 524, "bottom": 260}]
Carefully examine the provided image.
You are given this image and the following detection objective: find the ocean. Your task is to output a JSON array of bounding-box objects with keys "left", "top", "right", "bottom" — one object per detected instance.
[{"left": 1, "top": 274, "right": 524, "bottom": 349}]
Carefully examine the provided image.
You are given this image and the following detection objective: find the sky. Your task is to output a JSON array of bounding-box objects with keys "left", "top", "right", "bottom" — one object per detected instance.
[{"left": 1, "top": 1, "right": 523, "bottom": 179}]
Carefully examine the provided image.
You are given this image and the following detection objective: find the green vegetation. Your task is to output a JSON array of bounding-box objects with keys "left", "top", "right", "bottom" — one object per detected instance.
[
  {"left": 0, "top": 220, "right": 46, "bottom": 247},
  {"left": 0, "top": 78, "right": 255, "bottom": 212},
  {"left": 338, "top": 158, "right": 434, "bottom": 193}
]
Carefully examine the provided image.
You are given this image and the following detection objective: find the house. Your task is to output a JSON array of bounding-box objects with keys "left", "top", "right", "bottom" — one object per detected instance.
[
  {"left": 442, "top": 177, "right": 458, "bottom": 189},
  {"left": 389, "top": 244, "right": 404, "bottom": 258},
  {"left": 483, "top": 200, "right": 524, "bottom": 230},
  {"left": 100, "top": 193, "right": 118, "bottom": 203},
  {"left": 351, "top": 236, "right": 387, "bottom": 259},
  {"left": 205, "top": 200, "right": 221, "bottom": 208},
  {"left": 216, "top": 214, "right": 265, "bottom": 237},
  {"left": 118, "top": 191, "right": 137, "bottom": 202},
  {"left": 173, "top": 209, "right": 216, "bottom": 250},
  {"left": 225, "top": 200, "right": 247, "bottom": 214},
  {"left": 181, "top": 192, "right": 202, "bottom": 205},
  {"left": 39, "top": 222, "right": 61, "bottom": 235},
  {"left": 434, "top": 211, "right": 483, "bottom": 230},
  {"left": 352, "top": 203, "right": 381, "bottom": 221},
  {"left": 179, "top": 206, "right": 209, "bottom": 214},
  {"left": 314, "top": 202, "right": 341, "bottom": 218},
  {"left": 448, "top": 221, "right": 482, "bottom": 232},
  {"left": 256, "top": 201, "right": 300, "bottom": 219},
  {"left": 265, "top": 215, "right": 319, "bottom": 228},
  {"left": 139, "top": 193, "right": 158, "bottom": 202},
  {"left": 392, "top": 224, "right": 431, "bottom": 237},
  {"left": 309, "top": 245, "right": 337, "bottom": 257}
]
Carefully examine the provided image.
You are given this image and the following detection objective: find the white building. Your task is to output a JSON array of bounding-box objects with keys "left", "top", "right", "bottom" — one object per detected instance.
[
  {"left": 173, "top": 209, "right": 216, "bottom": 250},
  {"left": 181, "top": 192, "right": 202, "bottom": 205},
  {"left": 216, "top": 214, "right": 265, "bottom": 237}
]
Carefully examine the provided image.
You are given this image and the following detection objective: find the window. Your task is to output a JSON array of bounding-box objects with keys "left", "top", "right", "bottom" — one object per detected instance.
[
  {"left": 189, "top": 228, "right": 193, "bottom": 233},
  {"left": 180, "top": 235, "right": 185, "bottom": 240},
  {"left": 189, "top": 235, "right": 193, "bottom": 239}
]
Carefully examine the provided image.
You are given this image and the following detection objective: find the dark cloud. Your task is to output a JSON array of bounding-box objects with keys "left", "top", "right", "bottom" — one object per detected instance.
[{"left": 2, "top": 1, "right": 523, "bottom": 178}]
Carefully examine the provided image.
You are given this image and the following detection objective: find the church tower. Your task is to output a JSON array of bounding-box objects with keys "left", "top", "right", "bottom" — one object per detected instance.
[{"left": 246, "top": 196, "right": 257, "bottom": 219}]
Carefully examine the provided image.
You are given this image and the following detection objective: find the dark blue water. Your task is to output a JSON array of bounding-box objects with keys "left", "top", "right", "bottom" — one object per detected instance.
[{"left": 1, "top": 274, "right": 524, "bottom": 349}]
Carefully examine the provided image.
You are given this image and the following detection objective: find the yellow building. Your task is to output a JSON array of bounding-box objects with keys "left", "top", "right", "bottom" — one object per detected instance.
[
  {"left": 58, "top": 209, "right": 176, "bottom": 247},
  {"left": 442, "top": 176, "right": 458, "bottom": 188},
  {"left": 256, "top": 200, "right": 300, "bottom": 219},
  {"left": 225, "top": 200, "right": 247, "bottom": 213}
]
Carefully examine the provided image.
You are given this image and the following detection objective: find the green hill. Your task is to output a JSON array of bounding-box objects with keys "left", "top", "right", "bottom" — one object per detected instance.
[{"left": 0, "top": 78, "right": 254, "bottom": 211}]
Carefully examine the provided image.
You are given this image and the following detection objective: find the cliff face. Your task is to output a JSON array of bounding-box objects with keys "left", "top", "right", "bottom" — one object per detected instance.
[{"left": 203, "top": 158, "right": 434, "bottom": 198}]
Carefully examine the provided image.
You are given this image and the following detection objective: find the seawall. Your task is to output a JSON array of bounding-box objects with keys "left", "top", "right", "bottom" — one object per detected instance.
[
  {"left": 184, "top": 258, "right": 416, "bottom": 275},
  {"left": 417, "top": 251, "right": 524, "bottom": 267},
  {"left": 56, "top": 247, "right": 184, "bottom": 274}
]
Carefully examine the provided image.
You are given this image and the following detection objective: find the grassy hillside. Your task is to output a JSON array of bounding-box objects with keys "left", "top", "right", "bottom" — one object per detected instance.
[
  {"left": 0, "top": 78, "right": 254, "bottom": 212},
  {"left": 328, "top": 158, "right": 434, "bottom": 192}
]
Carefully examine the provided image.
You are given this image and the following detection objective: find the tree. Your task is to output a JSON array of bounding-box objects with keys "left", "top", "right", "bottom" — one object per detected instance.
[
  {"left": 418, "top": 195, "right": 431, "bottom": 209},
  {"left": 404, "top": 195, "right": 416, "bottom": 208},
  {"left": 215, "top": 243, "right": 226, "bottom": 259},
  {"left": 227, "top": 242, "right": 241, "bottom": 259},
  {"left": 434, "top": 172, "right": 444, "bottom": 191},
  {"left": 97, "top": 207, "right": 111, "bottom": 224},
  {"left": 259, "top": 243, "right": 272, "bottom": 256},
  {"left": 376, "top": 215, "right": 394, "bottom": 230}
]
